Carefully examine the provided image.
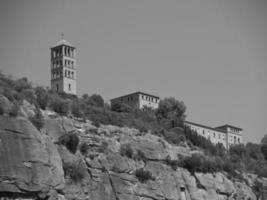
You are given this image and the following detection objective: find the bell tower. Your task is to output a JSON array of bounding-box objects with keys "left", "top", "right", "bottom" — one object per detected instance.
[{"left": 50, "top": 35, "right": 77, "bottom": 95}]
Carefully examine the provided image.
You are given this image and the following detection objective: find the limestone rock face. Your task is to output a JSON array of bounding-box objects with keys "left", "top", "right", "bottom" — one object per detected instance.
[
  {"left": 0, "top": 94, "right": 12, "bottom": 113},
  {"left": 19, "top": 100, "right": 36, "bottom": 118},
  {"left": 0, "top": 116, "right": 64, "bottom": 197},
  {"left": 0, "top": 115, "right": 262, "bottom": 200},
  {"left": 43, "top": 117, "right": 75, "bottom": 142}
]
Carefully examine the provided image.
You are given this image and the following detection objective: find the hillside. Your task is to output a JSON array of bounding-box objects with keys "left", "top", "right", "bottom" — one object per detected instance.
[
  {"left": 0, "top": 114, "right": 261, "bottom": 200},
  {"left": 0, "top": 73, "right": 267, "bottom": 200}
]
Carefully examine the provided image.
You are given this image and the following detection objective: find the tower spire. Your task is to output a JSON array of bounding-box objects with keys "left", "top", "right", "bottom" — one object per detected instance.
[{"left": 60, "top": 33, "right": 64, "bottom": 40}]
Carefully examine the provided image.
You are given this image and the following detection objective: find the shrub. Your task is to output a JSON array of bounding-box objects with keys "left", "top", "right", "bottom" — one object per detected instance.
[
  {"left": 29, "top": 109, "right": 44, "bottom": 130},
  {"left": 86, "top": 94, "right": 104, "bottom": 107},
  {"left": 135, "top": 168, "right": 154, "bottom": 183},
  {"left": 98, "top": 141, "right": 109, "bottom": 153},
  {"left": 92, "top": 119, "right": 101, "bottom": 128},
  {"left": 156, "top": 97, "right": 186, "bottom": 128},
  {"left": 35, "top": 87, "right": 48, "bottom": 110},
  {"left": 134, "top": 150, "right": 146, "bottom": 161},
  {"left": 71, "top": 100, "right": 85, "bottom": 118},
  {"left": 80, "top": 143, "right": 90, "bottom": 155},
  {"left": 63, "top": 161, "right": 86, "bottom": 182},
  {"left": 8, "top": 102, "right": 20, "bottom": 117},
  {"left": 50, "top": 97, "right": 69, "bottom": 115},
  {"left": 253, "top": 179, "right": 264, "bottom": 199},
  {"left": 183, "top": 154, "right": 202, "bottom": 173},
  {"left": 22, "top": 89, "right": 36, "bottom": 104},
  {"left": 120, "top": 144, "right": 133, "bottom": 158},
  {"left": 58, "top": 133, "right": 79, "bottom": 154},
  {"left": 111, "top": 101, "right": 133, "bottom": 113},
  {"left": 165, "top": 155, "right": 180, "bottom": 170},
  {"left": 0, "top": 104, "right": 4, "bottom": 115},
  {"left": 14, "top": 77, "right": 32, "bottom": 92},
  {"left": 3, "top": 89, "right": 15, "bottom": 102},
  {"left": 163, "top": 130, "right": 186, "bottom": 145},
  {"left": 183, "top": 154, "right": 221, "bottom": 174}
]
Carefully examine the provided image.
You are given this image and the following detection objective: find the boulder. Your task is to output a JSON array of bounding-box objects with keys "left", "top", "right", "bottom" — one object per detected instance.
[
  {"left": 0, "top": 116, "right": 64, "bottom": 196},
  {"left": 19, "top": 100, "right": 36, "bottom": 118},
  {"left": 0, "top": 94, "right": 12, "bottom": 113},
  {"left": 43, "top": 117, "right": 76, "bottom": 142}
]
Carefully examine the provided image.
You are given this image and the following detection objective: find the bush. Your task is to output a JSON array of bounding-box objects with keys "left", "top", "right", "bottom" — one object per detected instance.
[
  {"left": 98, "top": 141, "right": 109, "bottom": 153},
  {"left": 71, "top": 100, "right": 85, "bottom": 118},
  {"left": 165, "top": 155, "right": 180, "bottom": 170},
  {"left": 134, "top": 149, "right": 146, "bottom": 161},
  {"left": 156, "top": 97, "right": 186, "bottom": 128},
  {"left": 63, "top": 161, "right": 86, "bottom": 182},
  {"left": 14, "top": 77, "right": 32, "bottom": 92},
  {"left": 80, "top": 143, "right": 90, "bottom": 155},
  {"left": 86, "top": 94, "right": 105, "bottom": 107},
  {"left": 8, "top": 102, "right": 20, "bottom": 117},
  {"left": 163, "top": 130, "right": 186, "bottom": 145},
  {"left": 58, "top": 133, "right": 79, "bottom": 154},
  {"left": 29, "top": 109, "right": 44, "bottom": 130},
  {"left": 0, "top": 104, "right": 4, "bottom": 115},
  {"left": 183, "top": 154, "right": 203, "bottom": 173},
  {"left": 22, "top": 89, "right": 36, "bottom": 104},
  {"left": 111, "top": 101, "right": 133, "bottom": 113},
  {"left": 182, "top": 154, "right": 219, "bottom": 174},
  {"left": 92, "top": 119, "right": 101, "bottom": 128},
  {"left": 35, "top": 87, "right": 48, "bottom": 110},
  {"left": 135, "top": 168, "right": 154, "bottom": 183},
  {"left": 50, "top": 97, "right": 69, "bottom": 115},
  {"left": 120, "top": 144, "right": 133, "bottom": 158}
]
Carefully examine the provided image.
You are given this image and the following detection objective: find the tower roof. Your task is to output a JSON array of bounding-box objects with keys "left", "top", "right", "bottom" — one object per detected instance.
[
  {"left": 52, "top": 33, "right": 74, "bottom": 47},
  {"left": 55, "top": 39, "right": 72, "bottom": 46}
]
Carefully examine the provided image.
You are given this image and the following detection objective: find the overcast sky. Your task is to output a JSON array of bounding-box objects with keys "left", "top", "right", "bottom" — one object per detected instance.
[{"left": 0, "top": 0, "right": 266, "bottom": 143}]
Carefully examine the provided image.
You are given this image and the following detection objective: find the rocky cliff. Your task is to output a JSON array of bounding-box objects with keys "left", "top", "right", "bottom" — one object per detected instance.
[{"left": 0, "top": 114, "right": 265, "bottom": 200}]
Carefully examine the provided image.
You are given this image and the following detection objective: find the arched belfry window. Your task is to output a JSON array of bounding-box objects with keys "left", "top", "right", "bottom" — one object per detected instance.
[{"left": 68, "top": 84, "right": 71, "bottom": 91}]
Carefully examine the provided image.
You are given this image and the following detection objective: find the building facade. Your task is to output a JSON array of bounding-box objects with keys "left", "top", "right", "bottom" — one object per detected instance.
[
  {"left": 110, "top": 92, "right": 160, "bottom": 109},
  {"left": 184, "top": 121, "right": 243, "bottom": 149},
  {"left": 50, "top": 38, "right": 77, "bottom": 95}
]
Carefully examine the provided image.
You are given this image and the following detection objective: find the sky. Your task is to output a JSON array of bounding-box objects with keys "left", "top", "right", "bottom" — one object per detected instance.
[{"left": 0, "top": 0, "right": 266, "bottom": 143}]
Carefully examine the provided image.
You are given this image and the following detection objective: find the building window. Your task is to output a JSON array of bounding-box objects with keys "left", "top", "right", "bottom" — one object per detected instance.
[
  {"left": 203, "top": 130, "right": 205, "bottom": 135},
  {"left": 213, "top": 132, "right": 215, "bottom": 137},
  {"left": 68, "top": 84, "right": 71, "bottom": 91},
  {"left": 56, "top": 84, "right": 59, "bottom": 91}
]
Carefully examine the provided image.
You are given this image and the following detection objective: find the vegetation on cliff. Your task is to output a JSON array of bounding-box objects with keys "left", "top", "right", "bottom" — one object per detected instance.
[{"left": 1, "top": 72, "right": 267, "bottom": 182}]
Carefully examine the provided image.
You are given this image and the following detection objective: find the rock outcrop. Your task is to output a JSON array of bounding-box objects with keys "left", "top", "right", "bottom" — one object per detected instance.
[
  {"left": 0, "top": 114, "right": 265, "bottom": 200},
  {"left": 0, "top": 116, "right": 64, "bottom": 199}
]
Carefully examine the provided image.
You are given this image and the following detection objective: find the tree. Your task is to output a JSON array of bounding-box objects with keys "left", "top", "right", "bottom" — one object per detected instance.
[
  {"left": 261, "top": 134, "right": 267, "bottom": 145},
  {"left": 50, "top": 97, "right": 69, "bottom": 115},
  {"left": 111, "top": 101, "right": 133, "bottom": 113},
  {"left": 84, "top": 94, "right": 104, "bottom": 107},
  {"left": 261, "top": 144, "right": 267, "bottom": 161},
  {"left": 156, "top": 97, "right": 186, "bottom": 128},
  {"left": 229, "top": 144, "right": 247, "bottom": 159},
  {"left": 71, "top": 99, "right": 85, "bottom": 118},
  {"left": 35, "top": 87, "right": 49, "bottom": 110},
  {"left": 29, "top": 108, "right": 44, "bottom": 130},
  {"left": 14, "top": 77, "right": 32, "bottom": 92}
]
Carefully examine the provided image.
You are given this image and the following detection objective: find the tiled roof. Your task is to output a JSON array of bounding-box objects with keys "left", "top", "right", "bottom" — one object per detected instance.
[
  {"left": 184, "top": 121, "right": 226, "bottom": 133},
  {"left": 111, "top": 91, "right": 160, "bottom": 101},
  {"left": 215, "top": 124, "right": 243, "bottom": 131}
]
